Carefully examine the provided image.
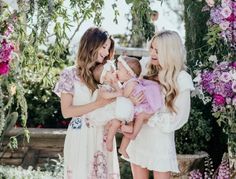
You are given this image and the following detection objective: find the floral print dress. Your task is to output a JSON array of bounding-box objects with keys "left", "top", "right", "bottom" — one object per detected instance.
[{"left": 54, "top": 66, "right": 120, "bottom": 179}]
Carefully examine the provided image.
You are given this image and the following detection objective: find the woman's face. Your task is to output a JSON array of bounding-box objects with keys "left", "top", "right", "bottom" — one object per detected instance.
[
  {"left": 149, "top": 38, "right": 160, "bottom": 66},
  {"left": 97, "top": 38, "right": 111, "bottom": 63}
]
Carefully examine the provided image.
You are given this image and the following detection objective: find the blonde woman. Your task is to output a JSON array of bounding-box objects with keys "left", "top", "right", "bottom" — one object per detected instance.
[
  {"left": 54, "top": 27, "right": 120, "bottom": 179},
  {"left": 123, "top": 30, "right": 195, "bottom": 179}
]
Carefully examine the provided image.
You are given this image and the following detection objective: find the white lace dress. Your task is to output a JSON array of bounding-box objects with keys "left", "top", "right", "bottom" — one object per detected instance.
[
  {"left": 124, "top": 71, "right": 195, "bottom": 172},
  {"left": 54, "top": 66, "right": 120, "bottom": 179}
]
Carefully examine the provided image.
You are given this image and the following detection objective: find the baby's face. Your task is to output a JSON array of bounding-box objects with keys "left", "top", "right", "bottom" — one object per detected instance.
[
  {"left": 116, "top": 62, "right": 130, "bottom": 82},
  {"left": 103, "top": 70, "right": 117, "bottom": 84}
]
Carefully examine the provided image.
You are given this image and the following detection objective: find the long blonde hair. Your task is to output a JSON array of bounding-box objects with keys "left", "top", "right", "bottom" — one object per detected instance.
[
  {"left": 76, "top": 27, "right": 114, "bottom": 92},
  {"left": 147, "top": 30, "right": 186, "bottom": 113}
]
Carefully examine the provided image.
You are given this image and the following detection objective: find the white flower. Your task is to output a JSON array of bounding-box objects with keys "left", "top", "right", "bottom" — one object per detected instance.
[
  {"left": 220, "top": 72, "right": 231, "bottom": 82},
  {"left": 230, "top": 70, "right": 236, "bottom": 80},
  {"left": 232, "top": 81, "right": 236, "bottom": 93},
  {"left": 205, "top": 0, "right": 215, "bottom": 7},
  {"left": 221, "top": 6, "right": 232, "bottom": 18},
  {"left": 193, "top": 73, "right": 202, "bottom": 83},
  {"left": 208, "top": 55, "right": 218, "bottom": 63},
  {"left": 232, "top": 96, "right": 236, "bottom": 106},
  {"left": 219, "top": 21, "right": 230, "bottom": 30}
]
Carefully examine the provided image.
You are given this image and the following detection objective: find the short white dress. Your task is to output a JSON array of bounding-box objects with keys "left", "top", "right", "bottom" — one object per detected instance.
[
  {"left": 54, "top": 66, "right": 120, "bottom": 179},
  {"left": 124, "top": 71, "right": 195, "bottom": 172}
]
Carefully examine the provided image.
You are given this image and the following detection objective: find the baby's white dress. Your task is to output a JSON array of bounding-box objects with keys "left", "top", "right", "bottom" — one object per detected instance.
[
  {"left": 86, "top": 84, "right": 134, "bottom": 126},
  {"left": 124, "top": 71, "right": 195, "bottom": 172},
  {"left": 54, "top": 66, "right": 120, "bottom": 179}
]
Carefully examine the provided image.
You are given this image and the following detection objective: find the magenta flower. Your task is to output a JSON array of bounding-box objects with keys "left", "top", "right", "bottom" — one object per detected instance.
[
  {"left": 213, "top": 94, "right": 225, "bottom": 106},
  {"left": 0, "top": 62, "right": 10, "bottom": 75},
  {"left": 0, "top": 39, "right": 14, "bottom": 63}
]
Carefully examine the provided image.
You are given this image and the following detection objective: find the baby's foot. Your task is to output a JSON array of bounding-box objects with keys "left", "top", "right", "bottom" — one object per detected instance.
[
  {"left": 106, "top": 139, "right": 113, "bottom": 152},
  {"left": 121, "top": 125, "right": 133, "bottom": 133},
  {"left": 118, "top": 148, "right": 129, "bottom": 158}
]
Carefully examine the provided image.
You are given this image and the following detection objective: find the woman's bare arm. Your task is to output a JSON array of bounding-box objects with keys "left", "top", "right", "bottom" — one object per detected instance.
[{"left": 61, "top": 91, "right": 113, "bottom": 118}]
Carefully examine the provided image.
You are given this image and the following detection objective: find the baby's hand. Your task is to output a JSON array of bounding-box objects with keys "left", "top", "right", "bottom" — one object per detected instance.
[{"left": 129, "top": 92, "right": 145, "bottom": 105}]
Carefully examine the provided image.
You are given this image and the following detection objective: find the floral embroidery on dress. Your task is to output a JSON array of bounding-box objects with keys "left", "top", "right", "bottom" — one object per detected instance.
[
  {"left": 91, "top": 151, "right": 108, "bottom": 179},
  {"left": 53, "top": 66, "right": 80, "bottom": 97},
  {"left": 67, "top": 167, "right": 73, "bottom": 179},
  {"left": 69, "top": 117, "right": 82, "bottom": 129},
  {"left": 102, "top": 128, "right": 108, "bottom": 150}
]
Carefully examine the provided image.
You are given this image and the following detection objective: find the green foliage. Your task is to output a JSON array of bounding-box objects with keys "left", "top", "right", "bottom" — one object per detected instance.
[
  {"left": 0, "top": 4, "right": 28, "bottom": 149},
  {"left": 184, "top": 0, "right": 210, "bottom": 69},
  {"left": 176, "top": 104, "right": 212, "bottom": 154},
  {"left": 125, "top": 0, "right": 155, "bottom": 47}
]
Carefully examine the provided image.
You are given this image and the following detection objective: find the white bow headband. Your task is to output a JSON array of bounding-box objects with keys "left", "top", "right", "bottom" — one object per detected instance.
[
  {"left": 117, "top": 56, "right": 136, "bottom": 77},
  {"left": 100, "top": 60, "right": 116, "bottom": 84}
]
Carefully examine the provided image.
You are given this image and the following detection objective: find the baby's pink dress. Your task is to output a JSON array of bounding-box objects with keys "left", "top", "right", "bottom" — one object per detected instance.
[{"left": 123, "top": 78, "right": 163, "bottom": 115}]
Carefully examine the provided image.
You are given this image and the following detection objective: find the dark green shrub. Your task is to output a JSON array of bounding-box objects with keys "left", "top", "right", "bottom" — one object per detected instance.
[{"left": 176, "top": 99, "right": 212, "bottom": 154}]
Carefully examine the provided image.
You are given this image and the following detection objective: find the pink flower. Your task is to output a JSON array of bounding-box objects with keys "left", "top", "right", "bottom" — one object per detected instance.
[
  {"left": 0, "top": 62, "right": 10, "bottom": 75},
  {"left": 220, "top": 72, "right": 231, "bottom": 82},
  {"left": 205, "top": 0, "right": 215, "bottom": 7},
  {"left": 219, "top": 21, "right": 230, "bottom": 30},
  {"left": 221, "top": 6, "right": 232, "bottom": 18},
  {"left": 213, "top": 94, "right": 225, "bottom": 105}
]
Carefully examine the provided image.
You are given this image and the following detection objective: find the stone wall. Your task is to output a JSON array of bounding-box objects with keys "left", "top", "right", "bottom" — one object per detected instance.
[{"left": 0, "top": 128, "right": 66, "bottom": 169}]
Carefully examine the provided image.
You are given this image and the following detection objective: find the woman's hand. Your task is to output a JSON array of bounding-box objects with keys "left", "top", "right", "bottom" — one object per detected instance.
[{"left": 129, "top": 92, "right": 145, "bottom": 105}]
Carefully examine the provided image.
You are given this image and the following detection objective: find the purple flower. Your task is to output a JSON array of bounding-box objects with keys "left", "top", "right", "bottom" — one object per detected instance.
[
  {"left": 0, "top": 62, "right": 10, "bottom": 75},
  {"left": 0, "top": 39, "right": 14, "bottom": 63},
  {"left": 4, "top": 24, "right": 14, "bottom": 37},
  {"left": 217, "top": 158, "right": 230, "bottom": 179},
  {"left": 213, "top": 94, "right": 225, "bottom": 106},
  {"left": 210, "top": 6, "right": 224, "bottom": 24},
  {"left": 217, "top": 61, "right": 229, "bottom": 70},
  {"left": 189, "top": 169, "right": 203, "bottom": 179}
]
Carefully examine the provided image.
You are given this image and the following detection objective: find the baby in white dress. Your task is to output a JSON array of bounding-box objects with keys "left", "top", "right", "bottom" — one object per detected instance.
[{"left": 86, "top": 60, "right": 134, "bottom": 151}]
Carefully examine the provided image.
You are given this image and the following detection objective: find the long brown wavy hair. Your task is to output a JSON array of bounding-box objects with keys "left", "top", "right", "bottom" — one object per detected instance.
[
  {"left": 76, "top": 27, "right": 114, "bottom": 92},
  {"left": 146, "top": 30, "right": 186, "bottom": 113}
]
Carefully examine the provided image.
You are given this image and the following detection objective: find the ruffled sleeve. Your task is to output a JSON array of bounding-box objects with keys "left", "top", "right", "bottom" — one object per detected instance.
[
  {"left": 53, "top": 66, "right": 78, "bottom": 97},
  {"left": 147, "top": 71, "right": 195, "bottom": 133},
  {"left": 177, "top": 71, "right": 195, "bottom": 92}
]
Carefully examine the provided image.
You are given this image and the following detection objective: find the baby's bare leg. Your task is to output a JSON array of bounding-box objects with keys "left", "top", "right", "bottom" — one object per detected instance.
[
  {"left": 106, "top": 119, "right": 120, "bottom": 152},
  {"left": 121, "top": 121, "right": 133, "bottom": 133},
  {"left": 118, "top": 136, "right": 130, "bottom": 158},
  {"left": 131, "top": 117, "right": 144, "bottom": 139}
]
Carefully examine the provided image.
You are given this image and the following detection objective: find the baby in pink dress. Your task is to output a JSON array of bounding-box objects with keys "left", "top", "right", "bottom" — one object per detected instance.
[{"left": 116, "top": 56, "right": 163, "bottom": 158}]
